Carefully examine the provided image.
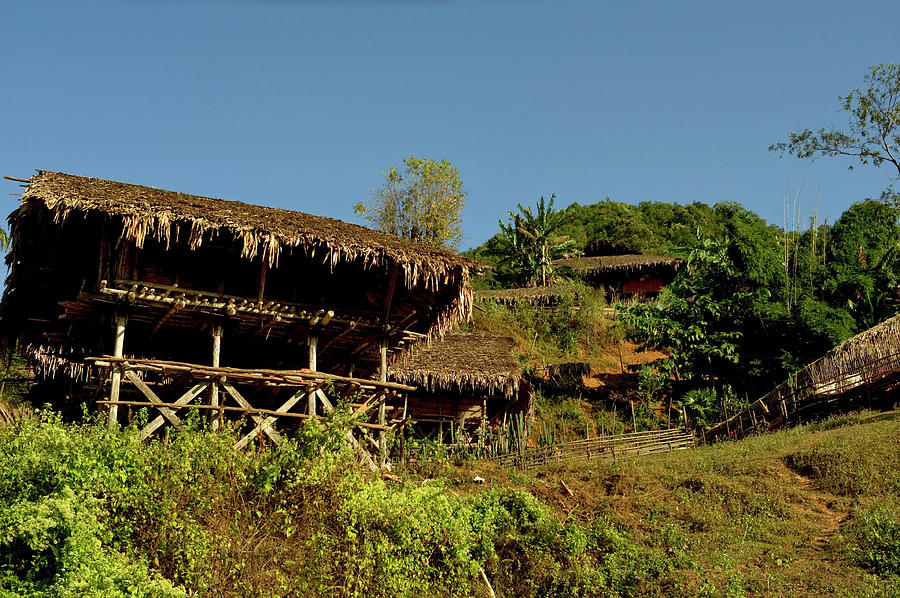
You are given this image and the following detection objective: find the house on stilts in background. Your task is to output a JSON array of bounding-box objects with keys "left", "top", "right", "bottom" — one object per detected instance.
[
  {"left": 0, "top": 170, "right": 494, "bottom": 468},
  {"left": 554, "top": 239, "right": 682, "bottom": 302},
  {"left": 388, "top": 332, "right": 533, "bottom": 444}
]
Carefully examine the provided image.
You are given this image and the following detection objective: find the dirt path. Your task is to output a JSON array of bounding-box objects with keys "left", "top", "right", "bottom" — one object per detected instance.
[{"left": 774, "top": 461, "right": 849, "bottom": 563}]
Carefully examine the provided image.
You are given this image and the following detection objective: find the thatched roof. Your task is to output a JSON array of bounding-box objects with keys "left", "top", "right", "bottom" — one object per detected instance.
[
  {"left": 2, "top": 171, "right": 480, "bottom": 377},
  {"left": 474, "top": 286, "right": 576, "bottom": 307},
  {"left": 583, "top": 239, "right": 641, "bottom": 257},
  {"left": 389, "top": 333, "right": 523, "bottom": 398},
  {"left": 806, "top": 313, "right": 900, "bottom": 385},
  {"left": 20, "top": 171, "right": 479, "bottom": 290},
  {"left": 553, "top": 254, "right": 683, "bottom": 276}
]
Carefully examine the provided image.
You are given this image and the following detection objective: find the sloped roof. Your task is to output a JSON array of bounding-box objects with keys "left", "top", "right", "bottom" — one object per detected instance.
[
  {"left": 806, "top": 312, "right": 900, "bottom": 384},
  {"left": 389, "top": 332, "right": 523, "bottom": 398},
  {"left": 19, "top": 170, "right": 479, "bottom": 290},
  {"left": 553, "top": 254, "right": 683, "bottom": 275}
]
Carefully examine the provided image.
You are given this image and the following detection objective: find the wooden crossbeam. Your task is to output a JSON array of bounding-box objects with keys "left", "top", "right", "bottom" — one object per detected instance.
[
  {"left": 229, "top": 384, "right": 311, "bottom": 449},
  {"left": 125, "top": 370, "right": 185, "bottom": 431},
  {"left": 138, "top": 382, "right": 210, "bottom": 440}
]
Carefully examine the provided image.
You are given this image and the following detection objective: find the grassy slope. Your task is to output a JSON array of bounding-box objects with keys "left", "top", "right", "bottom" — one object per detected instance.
[
  {"left": 448, "top": 410, "right": 900, "bottom": 597},
  {"left": 2, "top": 408, "right": 898, "bottom": 597}
]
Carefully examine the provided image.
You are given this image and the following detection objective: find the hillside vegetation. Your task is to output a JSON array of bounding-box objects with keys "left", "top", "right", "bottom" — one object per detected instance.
[{"left": 1, "top": 408, "right": 898, "bottom": 597}]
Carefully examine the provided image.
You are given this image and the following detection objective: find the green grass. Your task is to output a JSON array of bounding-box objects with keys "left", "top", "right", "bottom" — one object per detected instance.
[{"left": 2, "top": 408, "right": 899, "bottom": 596}]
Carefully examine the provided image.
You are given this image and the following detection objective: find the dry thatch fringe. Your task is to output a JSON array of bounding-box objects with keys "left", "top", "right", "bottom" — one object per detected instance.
[
  {"left": 553, "top": 254, "right": 683, "bottom": 275},
  {"left": 583, "top": 238, "right": 641, "bottom": 257},
  {"left": 806, "top": 313, "right": 900, "bottom": 384},
  {"left": 24, "top": 171, "right": 480, "bottom": 293},
  {"left": 26, "top": 344, "right": 97, "bottom": 382},
  {"left": 389, "top": 333, "right": 522, "bottom": 399}
]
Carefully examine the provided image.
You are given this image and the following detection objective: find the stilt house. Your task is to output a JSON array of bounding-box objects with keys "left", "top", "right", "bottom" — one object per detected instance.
[
  {"left": 2, "top": 171, "right": 477, "bottom": 376},
  {"left": 0, "top": 171, "right": 479, "bottom": 462},
  {"left": 388, "top": 332, "right": 533, "bottom": 443}
]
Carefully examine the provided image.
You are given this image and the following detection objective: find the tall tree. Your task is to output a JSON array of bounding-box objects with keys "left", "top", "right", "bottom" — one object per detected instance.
[
  {"left": 355, "top": 156, "right": 467, "bottom": 250},
  {"left": 493, "top": 195, "right": 576, "bottom": 287},
  {"left": 823, "top": 200, "right": 900, "bottom": 329},
  {"left": 770, "top": 63, "right": 900, "bottom": 203}
]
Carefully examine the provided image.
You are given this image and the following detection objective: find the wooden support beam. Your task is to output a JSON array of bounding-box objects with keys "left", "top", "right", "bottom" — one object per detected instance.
[
  {"left": 258, "top": 259, "right": 267, "bottom": 302},
  {"left": 379, "top": 337, "right": 388, "bottom": 468},
  {"left": 229, "top": 384, "right": 309, "bottom": 450},
  {"left": 308, "top": 335, "right": 318, "bottom": 416},
  {"left": 210, "top": 323, "right": 223, "bottom": 431},
  {"left": 107, "top": 314, "right": 126, "bottom": 429},
  {"left": 125, "top": 370, "right": 185, "bottom": 431},
  {"left": 139, "top": 383, "right": 210, "bottom": 440}
]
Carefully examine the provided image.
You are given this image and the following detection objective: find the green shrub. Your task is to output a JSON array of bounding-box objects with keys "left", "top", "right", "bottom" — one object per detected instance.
[{"left": 843, "top": 502, "right": 900, "bottom": 577}]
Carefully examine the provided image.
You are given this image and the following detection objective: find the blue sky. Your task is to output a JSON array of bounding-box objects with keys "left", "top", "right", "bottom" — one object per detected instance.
[{"left": 1, "top": 0, "right": 897, "bottom": 249}]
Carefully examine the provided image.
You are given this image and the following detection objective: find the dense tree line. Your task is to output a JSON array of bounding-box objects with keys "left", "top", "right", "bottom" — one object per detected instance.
[{"left": 469, "top": 194, "right": 900, "bottom": 408}]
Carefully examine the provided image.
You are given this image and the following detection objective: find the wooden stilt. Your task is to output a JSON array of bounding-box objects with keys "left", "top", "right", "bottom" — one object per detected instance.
[
  {"left": 308, "top": 334, "right": 317, "bottom": 416},
  {"left": 108, "top": 314, "right": 126, "bottom": 429},
  {"left": 210, "top": 323, "right": 223, "bottom": 430},
  {"left": 379, "top": 338, "right": 388, "bottom": 468}
]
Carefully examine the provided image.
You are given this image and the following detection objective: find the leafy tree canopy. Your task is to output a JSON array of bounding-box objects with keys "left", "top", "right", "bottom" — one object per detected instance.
[
  {"left": 770, "top": 63, "right": 900, "bottom": 204},
  {"left": 355, "top": 156, "right": 466, "bottom": 251},
  {"left": 824, "top": 200, "right": 900, "bottom": 328}
]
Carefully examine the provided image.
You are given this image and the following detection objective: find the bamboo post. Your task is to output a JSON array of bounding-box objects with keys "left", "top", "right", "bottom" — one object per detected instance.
[
  {"left": 210, "top": 323, "right": 222, "bottom": 430},
  {"left": 107, "top": 314, "right": 126, "bottom": 429},
  {"left": 308, "top": 334, "right": 317, "bottom": 416},
  {"left": 379, "top": 338, "right": 388, "bottom": 468}
]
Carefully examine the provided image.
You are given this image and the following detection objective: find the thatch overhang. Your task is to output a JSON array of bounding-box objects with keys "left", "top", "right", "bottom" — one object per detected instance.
[
  {"left": 553, "top": 254, "right": 683, "bottom": 276},
  {"left": 388, "top": 332, "right": 524, "bottom": 399},
  {"left": 806, "top": 313, "right": 900, "bottom": 388},
  {"left": 2, "top": 171, "right": 480, "bottom": 377},
  {"left": 583, "top": 239, "right": 641, "bottom": 257}
]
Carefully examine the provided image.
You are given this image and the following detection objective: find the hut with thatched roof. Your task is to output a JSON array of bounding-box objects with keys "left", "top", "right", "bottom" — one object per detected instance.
[
  {"left": 706, "top": 313, "right": 900, "bottom": 441},
  {"left": 554, "top": 239, "right": 682, "bottom": 301},
  {"left": 1, "top": 171, "right": 478, "bottom": 378},
  {"left": 388, "top": 332, "right": 532, "bottom": 442}
]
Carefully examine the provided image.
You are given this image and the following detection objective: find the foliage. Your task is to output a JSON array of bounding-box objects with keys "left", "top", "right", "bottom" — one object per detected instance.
[
  {"left": 617, "top": 233, "right": 750, "bottom": 387},
  {"left": 469, "top": 282, "right": 610, "bottom": 363},
  {"left": 0, "top": 407, "right": 687, "bottom": 597},
  {"left": 770, "top": 63, "right": 900, "bottom": 205},
  {"left": 492, "top": 195, "right": 578, "bottom": 287},
  {"left": 823, "top": 200, "right": 900, "bottom": 328},
  {"left": 355, "top": 156, "right": 467, "bottom": 250},
  {"left": 843, "top": 504, "right": 900, "bottom": 577}
]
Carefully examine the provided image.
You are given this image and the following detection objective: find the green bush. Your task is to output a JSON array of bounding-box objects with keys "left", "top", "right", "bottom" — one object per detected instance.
[{"left": 843, "top": 502, "right": 900, "bottom": 577}]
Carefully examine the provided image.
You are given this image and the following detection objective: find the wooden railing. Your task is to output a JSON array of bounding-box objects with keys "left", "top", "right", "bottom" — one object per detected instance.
[
  {"left": 89, "top": 356, "right": 413, "bottom": 471},
  {"left": 705, "top": 350, "right": 900, "bottom": 442},
  {"left": 484, "top": 428, "right": 695, "bottom": 470}
]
